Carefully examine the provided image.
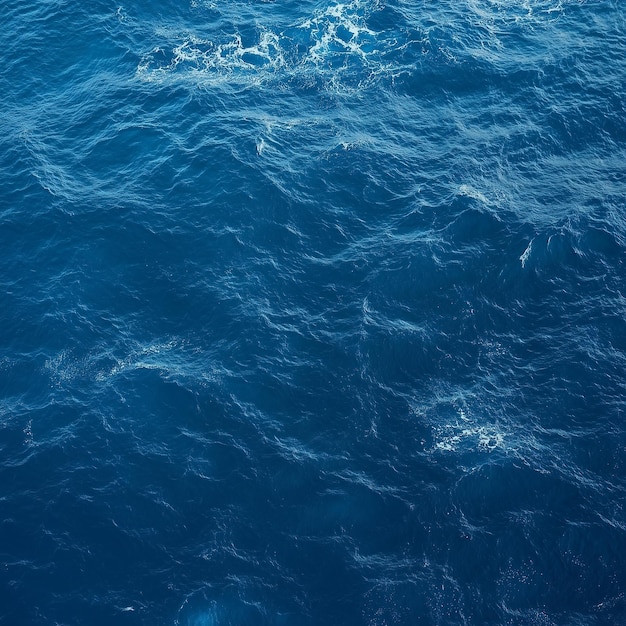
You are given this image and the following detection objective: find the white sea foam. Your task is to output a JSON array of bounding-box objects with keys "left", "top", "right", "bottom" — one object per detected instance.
[
  {"left": 137, "top": 28, "right": 287, "bottom": 87},
  {"left": 136, "top": 0, "right": 394, "bottom": 91},
  {"left": 458, "top": 184, "right": 490, "bottom": 205},
  {"left": 434, "top": 422, "right": 506, "bottom": 453},
  {"left": 413, "top": 393, "right": 509, "bottom": 456}
]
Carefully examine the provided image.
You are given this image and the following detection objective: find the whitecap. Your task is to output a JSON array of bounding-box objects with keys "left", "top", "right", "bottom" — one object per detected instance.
[{"left": 520, "top": 239, "right": 533, "bottom": 268}]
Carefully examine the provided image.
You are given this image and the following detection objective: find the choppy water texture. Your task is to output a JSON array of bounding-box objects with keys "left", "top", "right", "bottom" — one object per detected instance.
[{"left": 2, "top": 0, "right": 626, "bottom": 624}]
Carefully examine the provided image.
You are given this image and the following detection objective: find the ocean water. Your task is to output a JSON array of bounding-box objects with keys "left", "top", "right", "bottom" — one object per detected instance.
[{"left": 1, "top": 0, "right": 626, "bottom": 624}]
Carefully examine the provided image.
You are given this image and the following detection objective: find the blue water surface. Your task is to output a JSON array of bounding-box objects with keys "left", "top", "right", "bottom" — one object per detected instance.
[{"left": 1, "top": 0, "right": 626, "bottom": 624}]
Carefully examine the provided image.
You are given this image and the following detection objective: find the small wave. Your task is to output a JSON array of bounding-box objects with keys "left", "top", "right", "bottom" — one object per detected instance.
[{"left": 520, "top": 239, "right": 533, "bottom": 268}]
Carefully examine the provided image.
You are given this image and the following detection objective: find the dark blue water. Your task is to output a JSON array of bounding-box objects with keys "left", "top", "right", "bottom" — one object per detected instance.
[{"left": 2, "top": 0, "right": 626, "bottom": 624}]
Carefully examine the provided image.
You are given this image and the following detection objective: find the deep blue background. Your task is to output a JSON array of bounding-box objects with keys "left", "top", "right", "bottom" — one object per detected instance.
[{"left": 1, "top": 0, "right": 626, "bottom": 624}]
